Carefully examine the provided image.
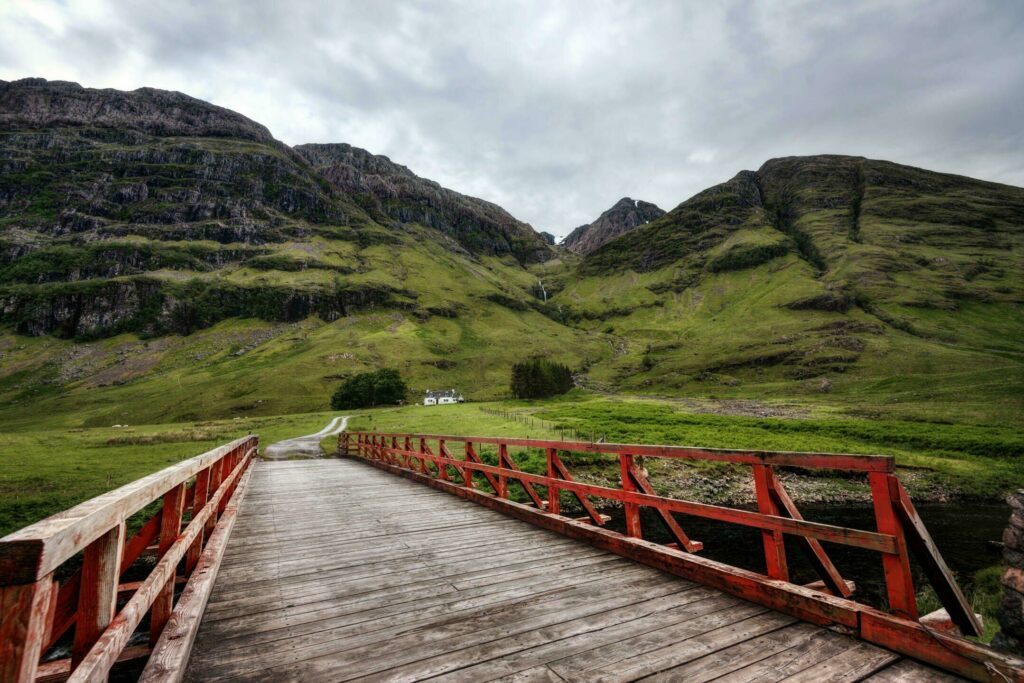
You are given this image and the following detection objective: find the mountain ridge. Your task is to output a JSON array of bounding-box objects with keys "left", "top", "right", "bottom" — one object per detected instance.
[{"left": 0, "top": 78, "right": 1021, "bottom": 427}]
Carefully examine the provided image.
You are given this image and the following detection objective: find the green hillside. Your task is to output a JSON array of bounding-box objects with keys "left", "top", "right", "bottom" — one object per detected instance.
[{"left": 0, "top": 80, "right": 1022, "bottom": 432}]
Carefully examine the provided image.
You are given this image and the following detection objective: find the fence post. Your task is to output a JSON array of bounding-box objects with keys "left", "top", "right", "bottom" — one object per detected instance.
[
  {"left": 546, "top": 448, "right": 560, "bottom": 515},
  {"left": 185, "top": 467, "right": 211, "bottom": 574},
  {"left": 151, "top": 482, "right": 186, "bottom": 644},
  {"left": 0, "top": 577, "right": 54, "bottom": 682},
  {"left": 464, "top": 442, "right": 474, "bottom": 488},
  {"left": 869, "top": 472, "right": 918, "bottom": 619},
  {"left": 619, "top": 453, "right": 642, "bottom": 538},
  {"left": 438, "top": 439, "right": 449, "bottom": 481},
  {"left": 340, "top": 432, "right": 350, "bottom": 456},
  {"left": 72, "top": 522, "right": 126, "bottom": 666},
  {"left": 753, "top": 464, "right": 789, "bottom": 581},
  {"left": 497, "top": 443, "right": 509, "bottom": 498}
]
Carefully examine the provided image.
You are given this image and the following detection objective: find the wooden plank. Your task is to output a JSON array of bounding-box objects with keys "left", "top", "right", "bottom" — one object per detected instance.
[
  {"left": 619, "top": 454, "right": 642, "bottom": 537},
  {"left": 638, "top": 623, "right": 821, "bottom": 682},
  {"left": 184, "top": 467, "right": 210, "bottom": 574},
  {"left": 354, "top": 457, "right": 864, "bottom": 629},
  {"left": 711, "top": 629, "right": 864, "bottom": 682},
  {"left": 860, "top": 609, "right": 1024, "bottom": 682},
  {"left": 892, "top": 478, "right": 982, "bottom": 636},
  {"left": 71, "top": 522, "right": 125, "bottom": 667},
  {"left": 753, "top": 464, "right": 789, "bottom": 581},
  {"left": 139, "top": 461, "right": 253, "bottom": 683},
  {"left": 869, "top": 472, "right": 918, "bottom": 620},
  {"left": 0, "top": 436, "right": 256, "bottom": 584},
  {"left": 780, "top": 640, "right": 899, "bottom": 682},
  {"left": 0, "top": 577, "right": 54, "bottom": 683},
  {"left": 865, "top": 659, "right": 967, "bottom": 682}
]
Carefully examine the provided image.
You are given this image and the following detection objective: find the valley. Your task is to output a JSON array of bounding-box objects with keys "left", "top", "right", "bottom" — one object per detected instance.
[{"left": 0, "top": 77, "right": 1021, "bottom": 538}]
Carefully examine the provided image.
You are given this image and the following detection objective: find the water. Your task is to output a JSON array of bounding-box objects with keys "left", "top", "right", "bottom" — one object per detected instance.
[{"left": 605, "top": 502, "right": 1008, "bottom": 609}]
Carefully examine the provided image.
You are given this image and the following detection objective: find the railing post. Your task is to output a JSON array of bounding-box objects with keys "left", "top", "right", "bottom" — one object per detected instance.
[
  {"left": 185, "top": 466, "right": 211, "bottom": 574},
  {"left": 546, "top": 448, "right": 560, "bottom": 515},
  {"left": 497, "top": 444, "right": 509, "bottom": 498},
  {"left": 340, "top": 432, "right": 350, "bottom": 456},
  {"left": 869, "top": 472, "right": 918, "bottom": 620},
  {"left": 464, "top": 442, "right": 474, "bottom": 488},
  {"left": 438, "top": 439, "right": 448, "bottom": 480},
  {"left": 619, "top": 453, "right": 642, "bottom": 538},
  {"left": 753, "top": 464, "right": 789, "bottom": 581},
  {"left": 72, "top": 522, "right": 126, "bottom": 666},
  {"left": 0, "top": 576, "right": 55, "bottom": 682},
  {"left": 419, "top": 437, "right": 429, "bottom": 475},
  {"left": 151, "top": 482, "right": 186, "bottom": 644}
]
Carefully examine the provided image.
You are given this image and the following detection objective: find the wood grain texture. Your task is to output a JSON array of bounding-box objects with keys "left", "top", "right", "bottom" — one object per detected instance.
[{"left": 181, "top": 458, "right": 967, "bottom": 682}]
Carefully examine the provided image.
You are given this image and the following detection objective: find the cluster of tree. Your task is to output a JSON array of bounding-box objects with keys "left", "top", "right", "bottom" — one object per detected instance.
[
  {"left": 331, "top": 368, "right": 408, "bottom": 409},
  {"left": 510, "top": 357, "right": 574, "bottom": 399}
]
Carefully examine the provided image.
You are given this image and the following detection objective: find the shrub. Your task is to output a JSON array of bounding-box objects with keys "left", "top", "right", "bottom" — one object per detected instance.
[
  {"left": 510, "top": 358, "right": 574, "bottom": 399},
  {"left": 331, "top": 369, "right": 408, "bottom": 409}
]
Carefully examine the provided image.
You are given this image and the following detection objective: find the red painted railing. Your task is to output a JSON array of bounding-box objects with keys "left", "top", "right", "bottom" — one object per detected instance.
[
  {"left": 0, "top": 434, "right": 258, "bottom": 683},
  {"left": 344, "top": 431, "right": 1024, "bottom": 682}
]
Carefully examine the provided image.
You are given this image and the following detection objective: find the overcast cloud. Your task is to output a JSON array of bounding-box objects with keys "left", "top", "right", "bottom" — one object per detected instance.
[{"left": 1, "top": 0, "right": 1021, "bottom": 238}]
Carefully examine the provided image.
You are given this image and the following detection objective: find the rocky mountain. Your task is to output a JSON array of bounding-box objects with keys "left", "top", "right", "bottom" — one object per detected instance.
[
  {"left": 295, "top": 143, "right": 550, "bottom": 264},
  {"left": 0, "top": 78, "right": 1021, "bottom": 426},
  {"left": 0, "top": 78, "right": 551, "bottom": 339},
  {"left": 562, "top": 197, "right": 664, "bottom": 253},
  {"left": 564, "top": 154, "right": 1023, "bottom": 397}
]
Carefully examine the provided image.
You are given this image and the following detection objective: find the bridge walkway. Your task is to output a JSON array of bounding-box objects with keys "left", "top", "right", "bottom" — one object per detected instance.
[{"left": 184, "top": 458, "right": 961, "bottom": 682}]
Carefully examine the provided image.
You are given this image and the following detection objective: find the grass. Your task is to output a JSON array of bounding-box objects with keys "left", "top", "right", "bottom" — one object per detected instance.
[{"left": 0, "top": 411, "right": 337, "bottom": 536}]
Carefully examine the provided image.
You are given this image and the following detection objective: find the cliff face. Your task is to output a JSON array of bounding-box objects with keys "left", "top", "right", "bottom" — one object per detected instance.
[
  {"left": 0, "top": 78, "right": 275, "bottom": 143},
  {"left": 0, "top": 79, "right": 553, "bottom": 338},
  {"left": 562, "top": 197, "right": 665, "bottom": 254},
  {"left": 295, "top": 143, "right": 552, "bottom": 264}
]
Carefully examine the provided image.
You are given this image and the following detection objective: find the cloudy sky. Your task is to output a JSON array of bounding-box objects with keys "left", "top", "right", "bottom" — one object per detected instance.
[{"left": 1, "top": 1, "right": 1021, "bottom": 238}]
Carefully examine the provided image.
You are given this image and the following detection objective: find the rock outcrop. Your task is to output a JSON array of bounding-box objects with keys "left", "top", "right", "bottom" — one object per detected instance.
[
  {"left": 995, "top": 490, "right": 1024, "bottom": 655},
  {"left": 1, "top": 78, "right": 275, "bottom": 142},
  {"left": 296, "top": 143, "right": 551, "bottom": 264},
  {"left": 562, "top": 197, "right": 664, "bottom": 254}
]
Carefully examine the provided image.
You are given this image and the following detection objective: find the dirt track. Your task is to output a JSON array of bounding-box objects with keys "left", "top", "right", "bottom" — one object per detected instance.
[{"left": 262, "top": 416, "right": 348, "bottom": 460}]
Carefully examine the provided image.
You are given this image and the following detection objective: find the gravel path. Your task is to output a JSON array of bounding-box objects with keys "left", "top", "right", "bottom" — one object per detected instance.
[{"left": 262, "top": 416, "right": 349, "bottom": 460}]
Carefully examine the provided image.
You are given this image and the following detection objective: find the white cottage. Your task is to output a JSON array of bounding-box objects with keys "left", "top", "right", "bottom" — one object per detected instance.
[{"left": 423, "top": 389, "right": 465, "bottom": 406}]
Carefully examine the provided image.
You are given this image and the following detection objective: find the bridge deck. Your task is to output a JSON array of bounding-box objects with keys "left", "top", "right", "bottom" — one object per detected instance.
[{"left": 185, "top": 458, "right": 961, "bottom": 682}]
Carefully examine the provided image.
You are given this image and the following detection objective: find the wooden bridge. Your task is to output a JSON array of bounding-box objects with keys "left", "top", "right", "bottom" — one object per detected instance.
[{"left": 2, "top": 432, "right": 1023, "bottom": 682}]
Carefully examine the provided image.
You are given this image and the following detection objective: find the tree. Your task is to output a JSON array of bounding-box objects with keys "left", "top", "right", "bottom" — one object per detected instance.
[
  {"left": 331, "top": 368, "right": 408, "bottom": 409},
  {"left": 510, "top": 357, "right": 574, "bottom": 399}
]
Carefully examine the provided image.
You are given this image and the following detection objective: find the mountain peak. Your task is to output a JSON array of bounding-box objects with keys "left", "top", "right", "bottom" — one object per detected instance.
[{"left": 562, "top": 196, "right": 665, "bottom": 254}]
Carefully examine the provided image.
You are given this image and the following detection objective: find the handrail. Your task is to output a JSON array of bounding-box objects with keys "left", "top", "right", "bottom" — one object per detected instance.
[
  {"left": 349, "top": 431, "right": 896, "bottom": 472},
  {"left": 343, "top": 430, "right": 1024, "bottom": 682},
  {"left": 0, "top": 434, "right": 259, "bottom": 683}
]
